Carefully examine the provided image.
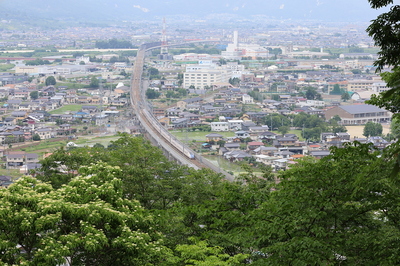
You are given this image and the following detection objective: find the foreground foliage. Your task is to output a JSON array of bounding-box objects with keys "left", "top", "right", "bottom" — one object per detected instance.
[
  {"left": 3, "top": 132, "right": 400, "bottom": 264},
  {"left": 0, "top": 163, "right": 169, "bottom": 265}
]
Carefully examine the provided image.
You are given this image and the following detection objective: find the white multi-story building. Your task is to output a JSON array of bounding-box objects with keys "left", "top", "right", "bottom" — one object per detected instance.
[
  {"left": 347, "top": 79, "right": 374, "bottom": 91},
  {"left": 371, "top": 82, "right": 389, "bottom": 93},
  {"left": 242, "top": 94, "right": 254, "bottom": 104},
  {"left": 183, "top": 64, "right": 231, "bottom": 89},
  {"left": 228, "top": 119, "right": 244, "bottom": 131},
  {"left": 211, "top": 122, "right": 229, "bottom": 131}
]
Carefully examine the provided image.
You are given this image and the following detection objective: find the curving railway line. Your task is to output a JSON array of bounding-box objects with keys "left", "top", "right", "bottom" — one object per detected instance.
[{"left": 130, "top": 43, "right": 234, "bottom": 181}]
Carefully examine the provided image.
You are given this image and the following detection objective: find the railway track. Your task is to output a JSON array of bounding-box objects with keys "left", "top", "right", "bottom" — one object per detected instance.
[{"left": 130, "top": 43, "right": 234, "bottom": 181}]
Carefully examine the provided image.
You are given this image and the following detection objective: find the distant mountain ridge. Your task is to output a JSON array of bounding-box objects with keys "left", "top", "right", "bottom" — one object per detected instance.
[{"left": 0, "top": 0, "right": 387, "bottom": 23}]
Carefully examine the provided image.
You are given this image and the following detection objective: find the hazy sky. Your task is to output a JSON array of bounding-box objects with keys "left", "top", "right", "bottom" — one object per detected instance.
[{"left": 0, "top": 0, "right": 390, "bottom": 22}]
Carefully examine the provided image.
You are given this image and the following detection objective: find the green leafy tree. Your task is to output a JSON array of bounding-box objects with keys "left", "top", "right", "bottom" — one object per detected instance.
[
  {"left": 92, "top": 143, "right": 105, "bottom": 149},
  {"left": 32, "top": 133, "right": 40, "bottom": 141},
  {"left": 162, "top": 167, "right": 273, "bottom": 258},
  {"left": 37, "top": 134, "right": 187, "bottom": 210},
  {"left": 30, "top": 90, "right": 39, "bottom": 100},
  {"left": 366, "top": 1, "right": 400, "bottom": 126},
  {"left": 0, "top": 163, "right": 170, "bottom": 265},
  {"left": 391, "top": 117, "right": 400, "bottom": 140},
  {"left": 148, "top": 67, "right": 159, "bottom": 76},
  {"left": 302, "top": 127, "right": 323, "bottom": 141},
  {"left": 341, "top": 91, "right": 351, "bottom": 101},
  {"left": 293, "top": 112, "right": 325, "bottom": 129},
  {"left": 278, "top": 126, "right": 290, "bottom": 135},
  {"left": 176, "top": 88, "right": 188, "bottom": 97},
  {"left": 262, "top": 113, "right": 290, "bottom": 131},
  {"left": 330, "top": 115, "right": 342, "bottom": 123},
  {"left": 89, "top": 76, "right": 99, "bottom": 88},
  {"left": 257, "top": 143, "right": 400, "bottom": 265},
  {"left": 146, "top": 88, "right": 160, "bottom": 99},
  {"left": 228, "top": 77, "right": 241, "bottom": 86},
  {"left": 330, "top": 84, "right": 343, "bottom": 95},
  {"left": 45, "top": 76, "right": 56, "bottom": 86},
  {"left": 169, "top": 238, "right": 248, "bottom": 265},
  {"left": 304, "top": 86, "right": 322, "bottom": 100},
  {"left": 363, "top": 121, "right": 383, "bottom": 137},
  {"left": 332, "top": 125, "right": 348, "bottom": 134},
  {"left": 271, "top": 94, "right": 280, "bottom": 101}
]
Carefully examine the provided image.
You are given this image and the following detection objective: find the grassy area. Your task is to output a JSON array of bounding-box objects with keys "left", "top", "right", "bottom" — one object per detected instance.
[
  {"left": 17, "top": 140, "right": 67, "bottom": 154},
  {"left": 0, "top": 64, "right": 15, "bottom": 72},
  {"left": 271, "top": 129, "right": 303, "bottom": 140},
  {"left": 77, "top": 135, "right": 121, "bottom": 147},
  {"left": 15, "top": 135, "right": 121, "bottom": 155},
  {"left": 55, "top": 82, "right": 88, "bottom": 89},
  {"left": 171, "top": 130, "right": 235, "bottom": 141},
  {"left": 49, "top": 104, "right": 83, "bottom": 114},
  {"left": 0, "top": 168, "right": 22, "bottom": 179},
  {"left": 243, "top": 104, "right": 262, "bottom": 112}
]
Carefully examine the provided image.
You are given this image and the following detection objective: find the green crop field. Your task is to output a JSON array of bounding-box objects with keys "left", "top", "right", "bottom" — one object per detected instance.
[
  {"left": 171, "top": 130, "right": 235, "bottom": 142},
  {"left": 48, "top": 105, "right": 83, "bottom": 114},
  {"left": 0, "top": 64, "right": 15, "bottom": 72}
]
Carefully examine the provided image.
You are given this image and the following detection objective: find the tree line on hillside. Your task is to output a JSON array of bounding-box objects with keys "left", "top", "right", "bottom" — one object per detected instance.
[
  {"left": 1, "top": 133, "right": 400, "bottom": 265},
  {"left": 95, "top": 38, "right": 134, "bottom": 49}
]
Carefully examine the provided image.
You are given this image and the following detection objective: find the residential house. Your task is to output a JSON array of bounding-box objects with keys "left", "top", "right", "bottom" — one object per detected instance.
[
  {"left": 242, "top": 94, "right": 254, "bottom": 104},
  {"left": 11, "top": 111, "right": 28, "bottom": 121},
  {"left": 76, "top": 96, "right": 91, "bottom": 104},
  {"left": 35, "top": 127, "right": 55, "bottom": 139},
  {"left": 228, "top": 119, "right": 244, "bottom": 131},
  {"left": 241, "top": 121, "right": 257, "bottom": 130},
  {"left": 176, "top": 97, "right": 203, "bottom": 109},
  {"left": 206, "top": 133, "right": 224, "bottom": 142},
  {"left": 258, "top": 131, "right": 277, "bottom": 141},
  {"left": 6, "top": 152, "right": 24, "bottom": 169},
  {"left": 234, "top": 131, "right": 250, "bottom": 139},
  {"left": 6, "top": 99, "right": 22, "bottom": 109},
  {"left": 224, "top": 142, "right": 241, "bottom": 150},
  {"left": 81, "top": 106, "right": 98, "bottom": 113},
  {"left": 211, "top": 122, "right": 229, "bottom": 132},
  {"left": 247, "top": 141, "right": 264, "bottom": 151},
  {"left": 224, "top": 150, "right": 252, "bottom": 162},
  {"left": 253, "top": 146, "right": 278, "bottom": 156}
]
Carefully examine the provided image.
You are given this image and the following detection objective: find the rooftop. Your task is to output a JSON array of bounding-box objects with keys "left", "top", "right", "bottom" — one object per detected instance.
[{"left": 339, "top": 104, "right": 386, "bottom": 114}]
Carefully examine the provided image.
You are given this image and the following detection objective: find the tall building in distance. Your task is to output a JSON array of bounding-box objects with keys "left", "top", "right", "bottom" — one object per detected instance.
[
  {"left": 158, "top": 18, "right": 172, "bottom": 60},
  {"left": 221, "top": 30, "right": 270, "bottom": 60},
  {"left": 221, "top": 30, "right": 242, "bottom": 60}
]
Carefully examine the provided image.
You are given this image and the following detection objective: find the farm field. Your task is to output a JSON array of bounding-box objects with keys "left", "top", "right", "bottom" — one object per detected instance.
[
  {"left": 171, "top": 130, "right": 235, "bottom": 141},
  {"left": 49, "top": 104, "right": 83, "bottom": 114},
  {"left": 13, "top": 134, "right": 120, "bottom": 155}
]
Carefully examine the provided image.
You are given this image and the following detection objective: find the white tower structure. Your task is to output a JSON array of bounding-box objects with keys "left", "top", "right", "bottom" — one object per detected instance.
[
  {"left": 233, "top": 30, "right": 238, "bottom": 49},
  {"left": 160, "top": 17, "right": 168, "bottom": 55},
  {"left": 158, "top": 18, "right": 172, "bottom": 60},
  {"left": 221, "top": 31, "right": 242, "bottom": 60}
]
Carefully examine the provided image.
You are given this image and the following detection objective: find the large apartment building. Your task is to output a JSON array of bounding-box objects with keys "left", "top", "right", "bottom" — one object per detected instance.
[
  {"left": 347, "top": 79, "right": 374, "bottom": 91},
  {"left": 183, "top": 64, "right": 231, "bottom": 89}
]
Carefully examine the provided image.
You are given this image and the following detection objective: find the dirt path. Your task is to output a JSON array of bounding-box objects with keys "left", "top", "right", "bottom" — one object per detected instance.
[{"left": 346, "top": 124, "right": 390, "bottom": 139}]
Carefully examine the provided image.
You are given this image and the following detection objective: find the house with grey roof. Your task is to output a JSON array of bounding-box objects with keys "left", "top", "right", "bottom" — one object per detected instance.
[
  {"left": 224, "top": 150, "right": 252, "bottom": 162},
  {"left": 310, "top": 150, "right": 331, "bottom": 159},
  {"left": 176, "top": 97, "right": 203, "bottom": 109}
]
